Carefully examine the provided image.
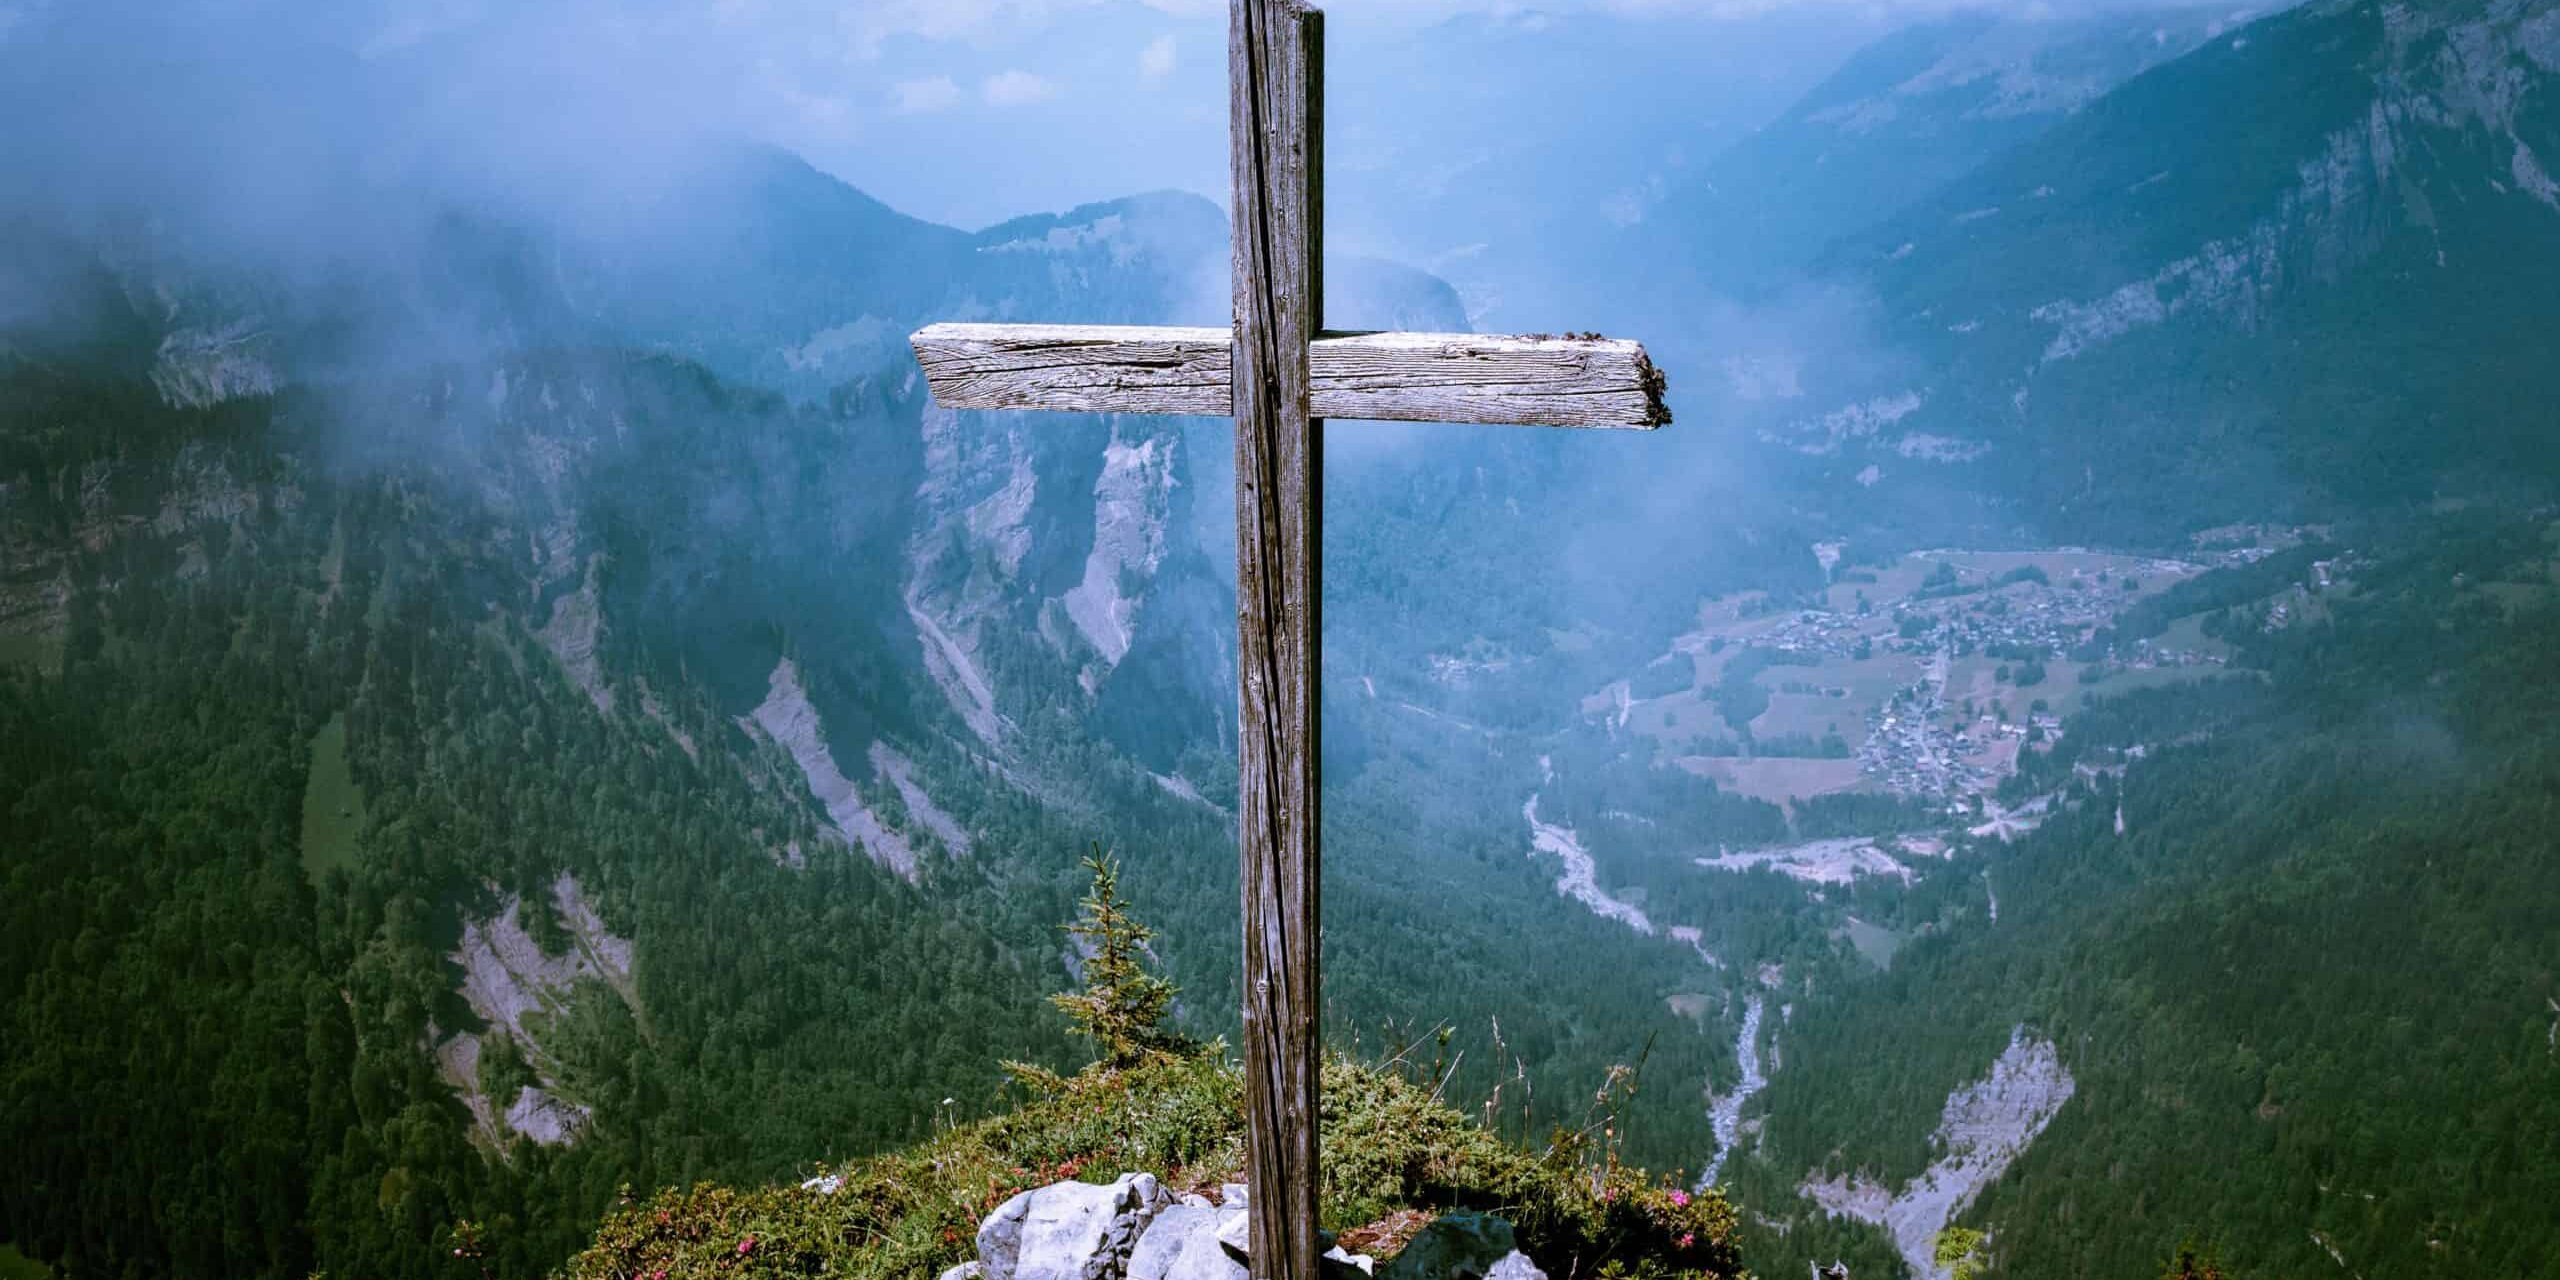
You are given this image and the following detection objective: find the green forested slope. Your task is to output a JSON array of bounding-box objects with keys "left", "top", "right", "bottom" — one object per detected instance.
[
  {"left": 0, "top": 351, "right": 1742, "bottom": 1279},
  {"left": 1729, "top": 516, "right": 2560, "bottom": 1279}
]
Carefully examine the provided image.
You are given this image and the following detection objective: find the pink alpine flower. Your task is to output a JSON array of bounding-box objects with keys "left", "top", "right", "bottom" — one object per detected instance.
[
  {"left": 1679, "top": 1234, "right": 1695, "bottom": 1249},
  {"left": 1670, "top": 1189, "right": 1691, "bottom": 1207},
  {"left": 738, "top": 1235, "right": 758, "bottom": 1255}
]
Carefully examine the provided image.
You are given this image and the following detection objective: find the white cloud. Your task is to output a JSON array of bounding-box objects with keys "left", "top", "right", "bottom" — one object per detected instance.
[
  {"left": 893, "top": 74, "right": 962, "bottom": 113},
  {"left": 1138, "top": 32, "right": 1175, "bottom": 80},
  {"left": 981, "top": 68, "right": 1055, "bottom": 106}
]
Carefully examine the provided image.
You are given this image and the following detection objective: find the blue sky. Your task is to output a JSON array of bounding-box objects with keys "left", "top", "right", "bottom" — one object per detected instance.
[{"left": 0, "top": 0, "right": 2231, "bottom": 263}]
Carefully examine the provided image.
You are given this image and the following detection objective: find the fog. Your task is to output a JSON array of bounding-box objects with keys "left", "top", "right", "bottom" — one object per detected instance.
[{"left": 0, "top": 0, "right": 2275, "bottom": 646}]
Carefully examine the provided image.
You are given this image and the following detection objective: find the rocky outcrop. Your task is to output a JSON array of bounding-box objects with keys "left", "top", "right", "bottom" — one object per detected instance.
[
  {"left": 537, "top": 555, "right": 614, "bottom": 714},
  {"left": 150, "top": 322, "right": 278, "bottom": 409},
  {"left": 915, "top": 1177, "right": 1553, "bottom": 1280},
  {"left": 871, "top": 741, "right": 973, "bottom": 857},
  {"left": 435, "top": 873, "right": 637, "bottom": 1154},
  {"left": 906, "top": 406, "right": 1028, "bottom": 747},
  {"left": 1059, "top": 429, "right": 1177, "bottom": 694},
  {"left": 978, "top": 1173, "right": 1172, "bottom": 1280},
  {"left": 1122, "top": 1204, "right": 1239, "bottom": 1280},
  {"left": 504, "top": 1086, "right": 592, "bottom": 1147},
  {"left": 1799, "top": 1027, "right": 2075, "bottom": 1280},
  {"left": 906, "top": 395, "right": 1187, "bottom": 740},
  {"left": 742, "top": 657, "right": 919, "bottom": 882}
]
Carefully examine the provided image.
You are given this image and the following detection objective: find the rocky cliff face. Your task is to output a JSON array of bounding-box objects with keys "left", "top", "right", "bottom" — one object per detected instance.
[
  {"left": 436, "top": 874, "right": 638, "bottom": 1154},
  {"left": 743, "top": 657, "right": 922, "bottom": 881}
]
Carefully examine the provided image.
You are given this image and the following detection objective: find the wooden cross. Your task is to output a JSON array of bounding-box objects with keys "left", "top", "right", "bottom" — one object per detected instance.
[{"left": 908, "top": 4, "right": 1667, "bottom": 1277}]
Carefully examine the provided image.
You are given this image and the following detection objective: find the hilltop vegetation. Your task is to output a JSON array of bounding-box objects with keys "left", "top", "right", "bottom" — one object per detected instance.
[
  {"left": 0, "top": 351, "right": 1734, "bottom": 1280},
  {"left": 575, "top": 866, "right": 1742, "bottom": 1280}
]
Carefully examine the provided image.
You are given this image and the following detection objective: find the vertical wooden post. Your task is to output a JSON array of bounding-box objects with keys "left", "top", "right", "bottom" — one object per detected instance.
[{"left": 1230, "top": 3, "right": 1322, "bottom": 1280}]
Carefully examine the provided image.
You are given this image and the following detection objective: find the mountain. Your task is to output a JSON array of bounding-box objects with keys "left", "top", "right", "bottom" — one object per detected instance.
[
  {"left": 1778, "top": 0, "right": 2560, "bottom": 545},
  {"left": 1646, "top": 5, "right": 2256, "bottom": 301},
  {"left": 0, "top": 142, "right": 1750, "bottom": 1280},
  {"left": 11, "top": 5, "right": 2560, "bottom": 1280},
  {"left": 1720, "top": 512, "right": 2560, "bottom": 1280}
]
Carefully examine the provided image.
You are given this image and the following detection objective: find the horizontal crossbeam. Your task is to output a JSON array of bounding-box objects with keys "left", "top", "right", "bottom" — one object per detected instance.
[{"left": 910, "top": 323, "right": 1669, "bottom": 429}]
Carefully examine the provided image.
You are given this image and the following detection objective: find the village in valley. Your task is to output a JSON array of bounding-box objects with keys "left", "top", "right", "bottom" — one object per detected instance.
[
  {"left": 1575, "top": 526, "right": 2345, "bottom": 864},
  {"left": 1459, "top": 525, "right": 2364, "bottom": 1255}
]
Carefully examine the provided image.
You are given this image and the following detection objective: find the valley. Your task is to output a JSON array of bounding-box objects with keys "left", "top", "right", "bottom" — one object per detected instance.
[
  {"left": 1493, "top": 522, "right": 2419, "bottom": 1276},
  {"left": 7, "top": 0, "right": 2560, "bottom": 1276}
]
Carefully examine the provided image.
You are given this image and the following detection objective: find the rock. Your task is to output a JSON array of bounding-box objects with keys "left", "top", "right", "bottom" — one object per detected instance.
[
  {"left": 1196, "top": 1202, "right": 1367, "bottom": 1280},
  {"left": 1179, "top": 1194, "right": 1215, "bottom": 1210},
  {"left": 1213, "top": 1207, "right": 1250, "bottom": 1260},
  {"left": 980, "top": 1174, "right": 1174, "bottom": 1280},
  {"left": 1484, "top": 1253, "right": 1543, "bottom": 1280},
  {"left": 941, "top": 1264, "right": 985, "bottom": 1280},
  {"left": 1128, "top": 1205, "right": 1243, "bottom": 1280},
  {"left": 1376, "top": 1211, "right": 1519, "bottom": 1280}
]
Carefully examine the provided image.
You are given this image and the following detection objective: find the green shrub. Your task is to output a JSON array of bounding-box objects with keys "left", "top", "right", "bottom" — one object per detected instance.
[
  {"left": 571, "top": 1053, "right": 1740, "bottom": 1280},
  {"left": 572, "top": 864, "right": 1741, "bottom": 1280}
]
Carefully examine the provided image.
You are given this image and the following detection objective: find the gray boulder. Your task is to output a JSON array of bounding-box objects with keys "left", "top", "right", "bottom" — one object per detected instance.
[
  {"left": 980, "top": 1173, "right": 1175, "bottom": 1280},
  {"left": 940, "top": 1264, "right": 986, "bottom": 1280},
  {"left": 1197, "top": 1204, "right": 1370, "bottom": 1279},
  {"left": 1483, "top": 1253, "right": 1544, "bottom": 1280},
  {"left": 1127, "top": 1204, "right": 1244, "bottom": 1280},
  {"left": 1376, "top": 1212, "right": 1519, "bottom": 1280}
]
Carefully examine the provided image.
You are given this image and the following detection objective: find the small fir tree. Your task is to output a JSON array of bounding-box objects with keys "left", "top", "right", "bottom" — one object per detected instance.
[
  {"left": 1050, "top": 847, "right": 1189, "bottom": 1070},
  {"left": 1934, "top": 1227, "right": 1988, "bottom": 1280}
]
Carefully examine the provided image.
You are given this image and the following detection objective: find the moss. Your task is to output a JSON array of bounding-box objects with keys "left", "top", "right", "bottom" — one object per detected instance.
[{"left": 570, "top": 1053, "right": 1739, "bottom": 1280}]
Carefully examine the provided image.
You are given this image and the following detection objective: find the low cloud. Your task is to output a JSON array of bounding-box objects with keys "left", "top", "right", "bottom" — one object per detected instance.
[
  {"left": 981, "top": 68, "right": 1056, "bottom": 107},
  {"left": 1139, "top": 33, "right": 1176, "bottom": 81},
  {"left": 894, "top": 75, "right": 963, "bottom": 113}
]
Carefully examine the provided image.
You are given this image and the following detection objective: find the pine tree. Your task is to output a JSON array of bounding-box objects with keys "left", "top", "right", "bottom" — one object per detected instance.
[
  {"left": 1049, "top": 847, "right": 1190, "bottom": 1070},
  {"left": 1933, "top": 1228, "right": 1988, "bottom": 1280}
]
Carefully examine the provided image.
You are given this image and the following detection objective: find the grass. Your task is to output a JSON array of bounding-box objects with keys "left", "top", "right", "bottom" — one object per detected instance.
[
  {"left": 299, "top": 712, "right": 367, "bottom": 886},
  {"left": 0, "top": 1244, "right": 52, "bottom": 1280},
  {"left": 571, "top": 1053, "right": 1742, "bottom": 1280},
  {"left": 2050, "top": 663, "right": 2226, "bottom": 719},
  {"left": 2149, "top": 613, "right": 2236, "bottom": 660},
  {"left": 1747, "top": 690, "right": 1853, "bottom": 742},
  {"left": 1673, "top": 756, "right": 1865, "bottom": 807}
]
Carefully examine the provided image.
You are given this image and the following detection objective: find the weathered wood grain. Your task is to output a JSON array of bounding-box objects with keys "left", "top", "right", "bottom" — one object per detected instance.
[
  {"left": 908, "top": 323, "right": 1671, "bottom": 429},
  {"left": 1231, "top": 5, "right": 1324, "bottom": 1280}
]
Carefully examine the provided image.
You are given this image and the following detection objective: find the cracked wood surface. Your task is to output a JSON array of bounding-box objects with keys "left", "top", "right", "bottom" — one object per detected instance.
[
  {"left": 1230, "top": 5, "right": 1325, "bottom": 1280},
  {"left": 910, "top": 323, "right": 1670, "bottom": 429}
]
